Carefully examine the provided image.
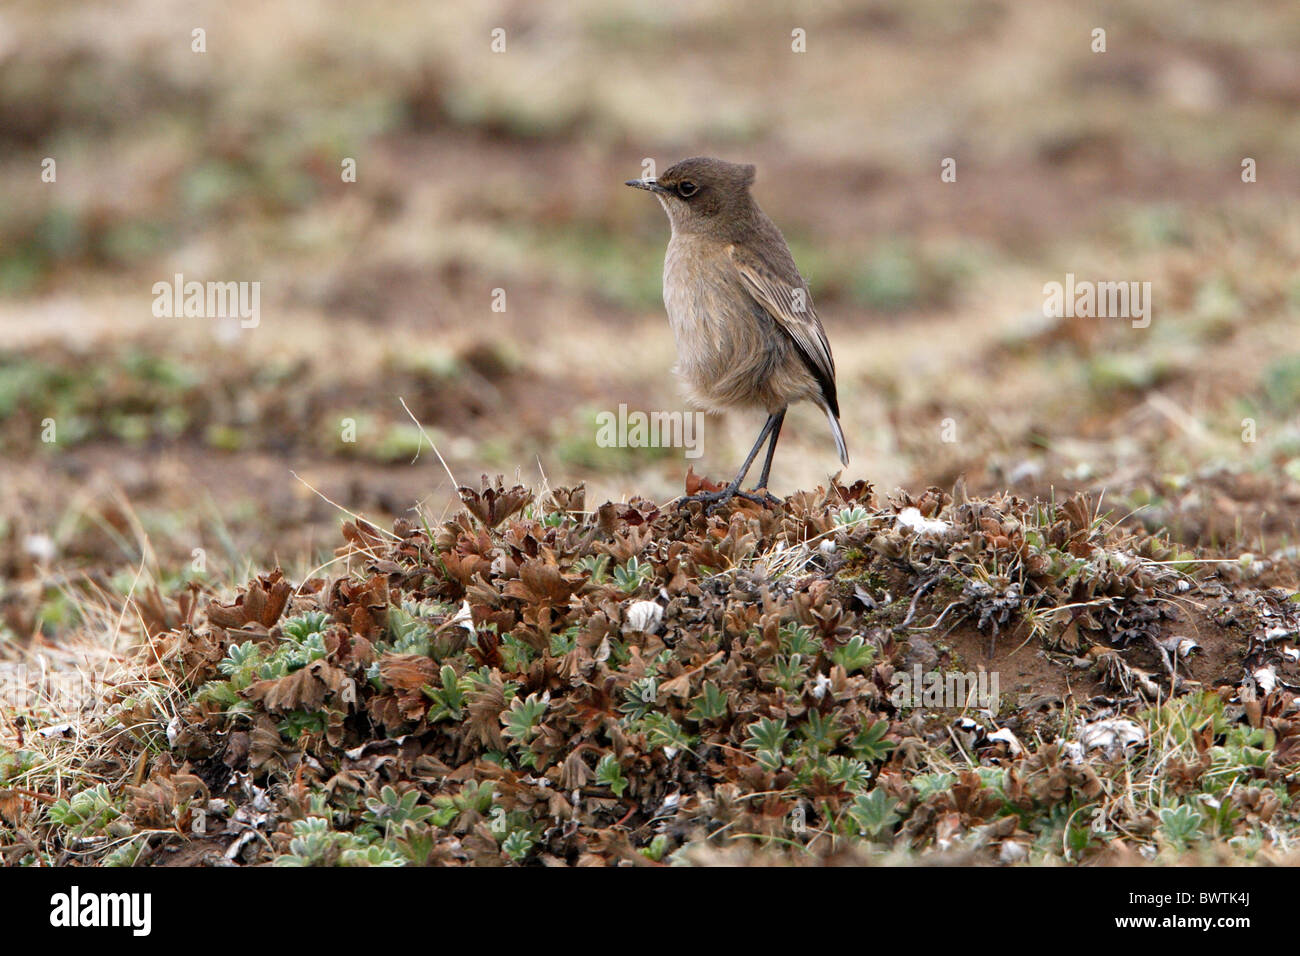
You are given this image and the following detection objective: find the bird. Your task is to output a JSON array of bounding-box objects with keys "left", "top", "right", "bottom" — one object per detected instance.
[{"left": 625, "top": 157, "right": 848, "bottom": 507}]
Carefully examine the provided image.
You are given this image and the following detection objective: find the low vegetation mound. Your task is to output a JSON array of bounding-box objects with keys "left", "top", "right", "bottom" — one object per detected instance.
[{"left": 7, "top": 477, "right": 1300, "bottom": 866}]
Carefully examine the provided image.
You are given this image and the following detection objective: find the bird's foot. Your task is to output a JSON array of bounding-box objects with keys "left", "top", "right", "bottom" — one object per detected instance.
[
  {"left": 746, "top": 487, "right": 783, "bottom": 507},
  {"left": 677, "top": 484, "right": 778, "bottom": 514}
]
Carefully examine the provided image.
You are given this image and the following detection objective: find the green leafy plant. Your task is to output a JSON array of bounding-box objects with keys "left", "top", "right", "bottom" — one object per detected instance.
[
  {"left": 637, "top": 712, "right": 696, "bottom": 753},
  {"left": 849, "top": 719, "right": 894, "bottom": 763},
  {"left": 422, "top": 665, "right": 469, "bottom": 723},
  {"left": 363, "top": 786, "right": 435, "bottom": 831},
  {"left": 283, "top": 610, "right": 329, "bottom": 642},
  {"left": 847, "top": 789, "right": 899, "bottom": 838},
  {"left": 831, "top": 635, "right": 876, "bottom": 674},
  {"left": 613, "top": 556, "right": 655, "bottom": 594},
  {"left": 743, "top": 717, "right": 790, "bottom": 771},
  {"left": 386, "top": 605, "right": 433, "bottom": 657},
  {"left": 430, "top": 781, "right": 497, "bottom": 829},
  {"left": 275, "top": 816, "right": 402, "bottom": 867},
  {"left": 768, "top": 654, "right": 810, "bottom": 693},
  {"left": 503, "top": 692, "right": 549, "bottom": 745},
  {"left": 500, "top": 633, "right": 536, "bottom": 672},
  {"left": 779, "top": 622, "right": 821, "bottom": 657},
  {"left": 825, "top": 756, "right": 871, "bottom": 791},
  {"left": 49, "top": 784, "right": 124, "bottom": 840},
  {"left": 621, "top": 677, "right": 659, "bottom": 720},
  {"left": 278, "top": 709, "right": 328, "bottom": 741},
  {"left": 273, "top": 818, "right": 337, "bottom": 866},
  {"left": 835, "top": 506, "right": 870, "bottom": 527},
  {"left": 595, "top": 754, "right": 629, "bottom": 797},
  {"left": 103, "top": 837, "right": 149, "bottom": 867},
  {"left": 502, "top": 828, "right": 535, "bottom": 862},
  {"left": 201, "top": 614, "right": 333, "bottom": 710},
  {"left": 641, "top": 834, "right": 669, "bottom": 862},
  {"left": 549, "top": 626, "right": 579, "bottom": 656},
  {"left": 687, "top": 680, "right": 729, "bottom": 723},
  {"left": 393, "top": 821, "right": 437, "bottom": 865},
  {"left": 575, "top": 554, "right": 610, "bottom": 584},
  {"left": 340, "top": 844, "right": 406, "bottom": 867},
  {"left": 0, "top": 749, "right": 37, "bottom": 784},
  {"left": 910, "top": 772, "right": 955, "bottom": 799},
  {"left": 1157, "top": 803, "right": 1204, "bottom": 851},
  {"left": 798, "top": 708, "right": 842, "bottom": 754}
]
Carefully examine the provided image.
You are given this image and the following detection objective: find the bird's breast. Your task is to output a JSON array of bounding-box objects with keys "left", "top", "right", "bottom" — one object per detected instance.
[
  {"left": 662, "top": 238, "right": 728, "bottom": 351},
  {"left": 661, "top": 236, "right": 793, "bottom": 412}
]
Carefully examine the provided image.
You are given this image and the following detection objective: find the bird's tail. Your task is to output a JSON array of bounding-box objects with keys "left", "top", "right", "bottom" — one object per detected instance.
[{"left": 826, "top": 407, "right": 849, "bottom": 467}]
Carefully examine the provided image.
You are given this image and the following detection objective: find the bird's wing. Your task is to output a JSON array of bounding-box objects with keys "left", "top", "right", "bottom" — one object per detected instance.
[{"left": 728, "top": 242, "right": 839, "bottom": 415}]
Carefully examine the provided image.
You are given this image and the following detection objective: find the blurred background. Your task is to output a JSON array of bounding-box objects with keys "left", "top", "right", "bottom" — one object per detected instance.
[{"left": 2, "top": 0, "right": 1299, "bottom": 641}]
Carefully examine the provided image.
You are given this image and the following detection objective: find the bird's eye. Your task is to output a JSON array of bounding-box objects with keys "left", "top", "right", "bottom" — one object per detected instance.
[{"left": 677, "top": 181, "right": 698, "bottom": 198}]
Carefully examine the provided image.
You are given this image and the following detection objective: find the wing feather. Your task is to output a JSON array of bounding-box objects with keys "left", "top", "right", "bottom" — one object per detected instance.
[{"left": 728, "top": 242, "right": 839, "bottom": 416}]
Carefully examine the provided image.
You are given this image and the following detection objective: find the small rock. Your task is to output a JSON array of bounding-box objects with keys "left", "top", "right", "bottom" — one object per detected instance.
[
  {"left": 896, "top": 507, "right": 949, "bottom": 537},
  {"left": 999, "top": 840, "right": 1028, "bottom": 864},
  {"left": 624, "top": 600, "right": 663, "bottom": 634},
  {"left": 1079, "top": 718, "right": 1145, "bottom": 759}
]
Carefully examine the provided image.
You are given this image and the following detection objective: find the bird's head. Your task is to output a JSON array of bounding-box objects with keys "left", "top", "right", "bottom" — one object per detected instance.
[{"left": 625, "top": 157, "right": 757, "bottom": 235}]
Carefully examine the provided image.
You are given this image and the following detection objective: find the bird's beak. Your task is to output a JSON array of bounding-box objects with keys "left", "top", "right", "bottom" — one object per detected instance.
[{"left": 625, "top": 178, "right": 668, "bottom": 195}]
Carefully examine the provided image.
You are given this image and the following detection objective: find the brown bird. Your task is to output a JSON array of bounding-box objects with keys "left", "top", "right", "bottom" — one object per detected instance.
[{"left": 626, "top": 157, "right": 848, "bottom": 506}]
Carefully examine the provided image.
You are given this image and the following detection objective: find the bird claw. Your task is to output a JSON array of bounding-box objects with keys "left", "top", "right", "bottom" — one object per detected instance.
[
  {"left": 748, "top": 487, "right": 783, "bottom": 507},
  {"left": 677, "top": 486, "right": 780, "bottom": 514}
]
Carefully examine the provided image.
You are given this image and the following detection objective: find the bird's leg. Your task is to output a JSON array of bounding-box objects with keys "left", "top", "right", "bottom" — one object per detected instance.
[
  {"left": 728, "top": 412, "right": 779, "bottom": 489},
  {"left": 751, "top": 408, "right": 786, "bottom": 502},
  {"left": 679, "top": 413, "right": 780, "bottom": 511}
]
